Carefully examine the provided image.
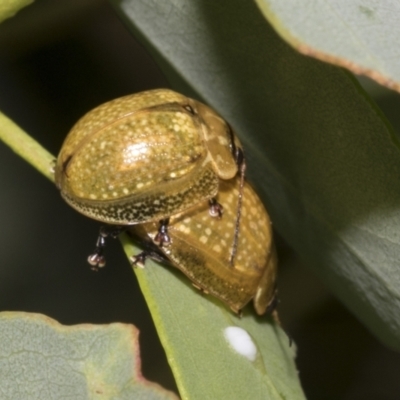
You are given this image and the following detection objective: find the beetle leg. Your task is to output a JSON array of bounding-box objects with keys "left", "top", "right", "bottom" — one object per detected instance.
[
  {"left": 154, "top": 218, "right": 171, "bottom": 247},
  {"left": 265, "top": 288, "right": 279, "bottom": 315},
  {"left": 131, "top": 250, "right": 169, "bottom": 268},
  {"left": 130, "top": 252, "right": 147, "bottom": 268},
  {"left": 87, "top": 225, "right": 125, "bottom": 271},
  {"left": 265, "top": 289, "right": 293, "bottom": 346},
  {"left": 208, "top": 198, "right": 224, "bottom": 218},
  {"left": 87, "top": 236, "right": 106, "bottom": 271}
]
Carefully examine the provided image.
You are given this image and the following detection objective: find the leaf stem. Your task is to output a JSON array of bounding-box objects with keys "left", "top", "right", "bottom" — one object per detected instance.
[{"left": 0, "top": 111, "right": 55, "bottom": 182}]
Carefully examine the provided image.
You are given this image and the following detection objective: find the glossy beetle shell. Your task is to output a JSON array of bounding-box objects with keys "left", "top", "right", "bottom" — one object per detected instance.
[
  {"left": 55, "top": 89, "right": 242, "bottom": 225},
  {"left": 131, "top": 177, "right": 277, "bottom": 315}
]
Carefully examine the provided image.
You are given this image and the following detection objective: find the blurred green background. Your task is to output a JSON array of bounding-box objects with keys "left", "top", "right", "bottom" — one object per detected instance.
[{"left": 1, "top": 1, "right": 400, "bottom": 398}]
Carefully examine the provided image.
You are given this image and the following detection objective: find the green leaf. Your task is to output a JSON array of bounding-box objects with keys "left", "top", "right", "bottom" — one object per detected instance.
[
  {"left": 254, "top": 0, "right": 400, "bottom": 92},
  {"left": 111, "top": 0, "right": 400, "bottom": 351},
  {"left": 0, "top": 0, "right": 34, "bottom": 24},
  {"left": 0, "top": 312, "right": 178, "bottom": 400},
  {"left": 121, "top": 236, "right": 306, "bottom": 400}
]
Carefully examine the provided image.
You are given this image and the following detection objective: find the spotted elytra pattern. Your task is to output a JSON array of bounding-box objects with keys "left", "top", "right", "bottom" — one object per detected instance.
[
  {"left": 131, "top": 177, "right": 277, "bottom": 315},
  {"left": 55, "top": 89, "right": 242, "bottom": 224},
  {"left": 61, "top": 166, "right": 217, "bottom": 224}
]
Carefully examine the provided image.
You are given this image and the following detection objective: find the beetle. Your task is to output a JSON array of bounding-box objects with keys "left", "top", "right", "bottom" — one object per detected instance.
[
  {"left": 54, "top": 89, "right": 277, "bottom": 314},
  {"left": 128, "top": 177, "right": 277, "bottom": 315},
  {"left": 54, "top": 89, "right": 244, "bottom": 229}
]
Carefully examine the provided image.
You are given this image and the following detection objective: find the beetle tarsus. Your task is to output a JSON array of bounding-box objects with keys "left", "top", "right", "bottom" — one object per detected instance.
[
  {"left": 88, "top": 225, "right": 125, "bottom": 270},
  {"left": 208, "top": 198, "right": 224, "bottom": 218},
  {"left": 130, "top": 249, "right": 169, "bottom": 268},
  {"left": 154, "top": 218, "right": 171, "bottom": 247},
  {"left": 130, "top": 252, "right": 147, "bottom": 268},
  {"left": 87, "top": 252, "right": 106, "bottom": 271}
]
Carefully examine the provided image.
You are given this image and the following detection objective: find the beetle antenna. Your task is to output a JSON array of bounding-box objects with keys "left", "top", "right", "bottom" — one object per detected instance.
[
  {"left": 229, "top": 149, "right": 246, "bottom": 266},
  {"left": 267, "top": 290, "right": 293, "bottom": 347},
  {"left": 272, "top": 310, "right": 293, "bottom": 347}
]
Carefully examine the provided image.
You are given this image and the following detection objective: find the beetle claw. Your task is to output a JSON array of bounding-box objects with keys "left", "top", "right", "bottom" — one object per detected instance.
[
  {"left": 130, "top": 252, "right": 147, "bottom": 268},
  {"left": 87, "top": 252, "right": 106, "bottom": 271},
  {"left": 154, "top": 218, "right": 171, "bottom": 247},
  {"left": 154, "top": 232, "right": 171, "bottom": 247},
  {"left": 87, "top": 225, "right": 125, "bottom": 271},
  {"left": 208, "top": 198, "right": 223, "bottom": 218}
]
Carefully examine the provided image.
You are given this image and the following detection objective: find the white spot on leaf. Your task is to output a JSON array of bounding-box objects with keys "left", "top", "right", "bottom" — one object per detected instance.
[{"left": 223, "top": 326, "right": 257, "bottom": 361}]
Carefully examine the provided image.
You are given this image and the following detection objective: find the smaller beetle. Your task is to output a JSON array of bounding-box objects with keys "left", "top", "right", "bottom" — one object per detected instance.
[
  {"left": 128, "top": 177, "right": 277, "bottom": 315},
  {"left": 55, "top": 89, "right": 244, "bottom": 228}
]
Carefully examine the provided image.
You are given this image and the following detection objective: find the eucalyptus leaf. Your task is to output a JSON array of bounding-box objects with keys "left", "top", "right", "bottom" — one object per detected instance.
[
  {"left": 121, "top": 236, "right": 306, "bottom": 400},
  {"left": 111, "top": 0, "right": 400, "bottom": 350},
  {"left": 255, "top": 0, "right": 400, "bottom": 92},
  {"left": 0, "top": 312, "right": 178, "bottom": 400}
]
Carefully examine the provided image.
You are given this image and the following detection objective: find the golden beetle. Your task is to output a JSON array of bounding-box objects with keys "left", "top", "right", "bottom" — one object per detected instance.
[
  {"left": 55, "top": 89, "right": 243, "bottom": 226},
  {"left": 130, "top": 177, "right": 277, "bottom": 315},
  {"left": 55, "top": 89, "right": 278, "bottom": 315}
]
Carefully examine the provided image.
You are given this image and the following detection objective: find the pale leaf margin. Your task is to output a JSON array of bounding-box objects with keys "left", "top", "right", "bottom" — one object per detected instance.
[
  {"left": 255, "top": 0, "right": 400, "bottom": 93},
  {"left": 0, "top": 311, "right": 179, "bottom": 399}
]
